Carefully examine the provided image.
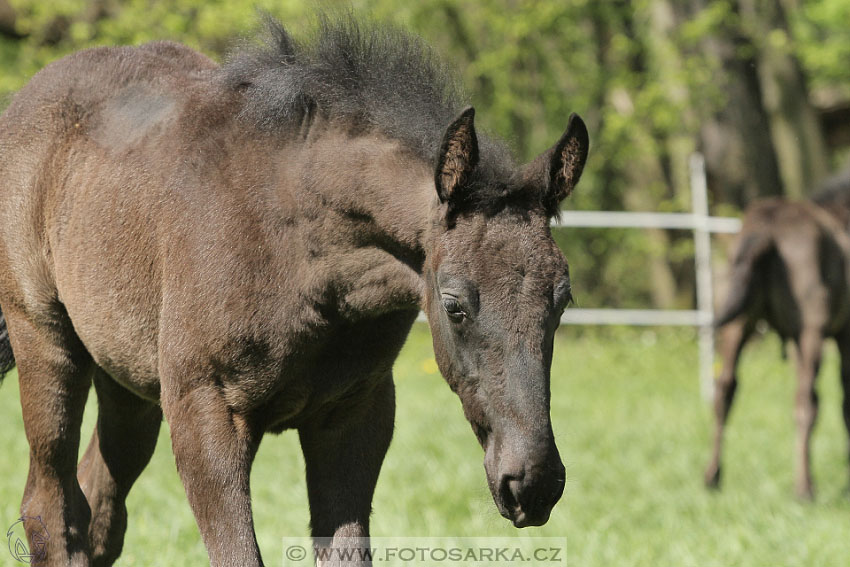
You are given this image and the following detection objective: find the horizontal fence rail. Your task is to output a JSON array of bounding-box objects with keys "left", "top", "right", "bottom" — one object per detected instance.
[
  {"left": 560, "top": 308, "right": 713, "bottom": 327},
  {"left": 552, "top": 211, "right": 741, "bottom": 233}
]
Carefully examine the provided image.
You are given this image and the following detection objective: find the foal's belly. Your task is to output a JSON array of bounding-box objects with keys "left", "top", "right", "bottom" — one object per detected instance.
[
  {"left": 258, "top": 310, "right": 419, "bottom": 432},
  {"left": 62, "top": 295, "right": 162, "bottom": 401},
  {"left": 70, "top": 298, "right": 418, "bottom": 426}
]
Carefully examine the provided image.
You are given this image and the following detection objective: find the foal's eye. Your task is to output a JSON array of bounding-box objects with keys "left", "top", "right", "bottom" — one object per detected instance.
[
  {"left": 442, "top": 297, "right": 467, "bottom": 321},
  {"left": 554, "top": 281, "right": 573, "bottom": 313},
  {"left": 559, "top": 291, "right": 573, "bottom": 313}
]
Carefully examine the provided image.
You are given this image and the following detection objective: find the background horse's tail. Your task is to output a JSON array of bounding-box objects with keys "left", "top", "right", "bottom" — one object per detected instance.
[
  {"left": 714, "top": 230, "right": 774, "bottom": 329},
  {"left": 0, "top": 308, "right": 16, "bottom": 380}
]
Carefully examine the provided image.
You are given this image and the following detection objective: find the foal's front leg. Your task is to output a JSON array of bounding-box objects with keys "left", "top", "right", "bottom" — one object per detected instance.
[
  {"left": 161, "top": 381, "right": 262, "bottom": 567},
  {"left": 299, "top": 375, "right": 395, "bottom": 567}
]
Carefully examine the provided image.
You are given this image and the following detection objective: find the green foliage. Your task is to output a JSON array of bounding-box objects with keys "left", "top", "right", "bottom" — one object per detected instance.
[
  {"left": 794, "top": 0, "right": 850, "bottom": 90},
  {"left": 3, "top": 0, "right": 305, "bottom": 97}
]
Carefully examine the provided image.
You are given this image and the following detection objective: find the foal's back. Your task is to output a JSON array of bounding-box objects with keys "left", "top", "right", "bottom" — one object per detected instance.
[
  {"left": 0, "top": 40, "right": 218, "bottom": 283},
  {"left": 0, "top": 43, "right": 261, "bottom": 397},
  {"left": 0, "top": 41, "right": 215, "bottom": 165},
  {"left": 717, "top": 198, "right": 850, "bottom": 338}
]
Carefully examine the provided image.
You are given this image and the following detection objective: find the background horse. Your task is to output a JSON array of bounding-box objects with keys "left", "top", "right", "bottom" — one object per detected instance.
[
  {"left": 0, "top": 15, "right": 588, "bottom": 567},
  {"left": 705, "top": 174, "right": 850, "bottom": 499}
]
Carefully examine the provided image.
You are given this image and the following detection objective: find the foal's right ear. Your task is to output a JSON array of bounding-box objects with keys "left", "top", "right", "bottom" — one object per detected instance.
[
  {"left": 435, "top": 106, "right": 479, "bottom": 205},
  {"left": 544, "top": 114, "right": 588, "bottom": 205},
  {"left": 523, "top": 113, "right": 589, "bottom": 215}
]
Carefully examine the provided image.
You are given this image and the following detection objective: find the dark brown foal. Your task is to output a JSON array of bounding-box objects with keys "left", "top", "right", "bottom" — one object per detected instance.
[
  {"left": 0, "top": 15, "right": 588, "bottom": 566},
  {"left": 705, "top": 196, "right": 850, "bottom": 499}
]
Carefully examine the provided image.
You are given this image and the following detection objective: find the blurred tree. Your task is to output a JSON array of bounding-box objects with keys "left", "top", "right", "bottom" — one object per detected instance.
[
  {"left": 0, "top": 0, "right": 24, "bottom": 39},
  {"left": 742, "top": 0, "right": 829, "bottom": 198},
  {"left": 677, "top": 0, "right": 786, "bottom": 207}
]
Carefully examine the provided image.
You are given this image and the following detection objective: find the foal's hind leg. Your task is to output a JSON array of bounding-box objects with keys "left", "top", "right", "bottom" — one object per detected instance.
[
  {"left": 77, "top": 370, "right": 161, "bottom": 566},
  {"left": 5, "top": 308, "right": 93, "bottom": 566},
  {"left": 299, "top": 375, "right": 395, "bottom": 566},
  {"left": 705, "top": 317, "right": 753, "bottom": 489},
  {"left": 792, "top": 327, "right": 822, "bottom": 500}
]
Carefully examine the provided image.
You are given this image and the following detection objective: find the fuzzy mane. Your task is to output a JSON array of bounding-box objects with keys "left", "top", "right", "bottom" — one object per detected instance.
[{"left": 220, "top": 14, "right": 525, "bottom": 213}]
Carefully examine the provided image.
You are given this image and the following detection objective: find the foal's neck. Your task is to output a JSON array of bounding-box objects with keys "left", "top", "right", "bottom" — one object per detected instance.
[{"left": 290, "top": 130, "right": 436, "bottom": 313}]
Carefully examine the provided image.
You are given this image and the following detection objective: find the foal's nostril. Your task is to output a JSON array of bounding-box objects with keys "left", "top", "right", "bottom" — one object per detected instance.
[
  {"left": 496, "top": 468, "right": 563, "bottom": 528},
  {"left": 497, "top": 474, "right": 523, "bottom": 515},
  {"left": 507, "top": 477, "right": 523, "bottom": 506}
]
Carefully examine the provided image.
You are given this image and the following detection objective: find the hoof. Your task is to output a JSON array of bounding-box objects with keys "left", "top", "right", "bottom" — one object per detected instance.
[
  {"left": 704, "top": 467, "right": 721, "bottom": 490},
  {"left": 795, "top": 486, "right": 814, "bottom": 502}
]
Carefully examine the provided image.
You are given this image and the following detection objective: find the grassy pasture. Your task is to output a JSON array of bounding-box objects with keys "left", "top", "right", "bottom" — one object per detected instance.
[{"left": 1, "top": 324, "right": 849, "bottom": 566}]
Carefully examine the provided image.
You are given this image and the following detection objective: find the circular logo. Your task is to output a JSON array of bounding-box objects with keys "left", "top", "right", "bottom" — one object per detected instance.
[
  {"left": 6, "top": 517, "right": 49, "bottom": 564},
  {"left": 285, "top": 545, "right": 307, "bottom": 561}
]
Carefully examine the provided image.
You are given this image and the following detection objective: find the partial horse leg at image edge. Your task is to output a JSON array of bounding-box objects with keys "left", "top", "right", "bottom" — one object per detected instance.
[
  {"left": 5, "top": 308, "right": 93, "bottom": 566},
  {"left": 705, "top": 316, "right": 753, "bottom": 489},
  {"left": 783, "top": 232, "right": 829, "bottom": 501},
  {"left": 838, "top": 327, "right": 850, "bottom": 491},
  {"left": 793, "top": 327, "right": 822, "bottom": 500}
]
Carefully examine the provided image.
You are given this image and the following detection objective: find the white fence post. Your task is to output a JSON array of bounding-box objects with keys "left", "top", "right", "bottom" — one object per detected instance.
[{"left": 689, "top": 153, "right": 715, "bottom": 402}]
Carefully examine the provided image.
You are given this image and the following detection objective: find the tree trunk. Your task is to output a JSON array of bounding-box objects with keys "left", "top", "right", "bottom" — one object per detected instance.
[
  {"left": 681, "top": 0, "right": 785, "bottom": 207},
  {"left": 0, "top": 0, "right": 24, "bottom": 39},
  {"left": 739, "top": 0, "right": 829, "bottom": 197},
  {"left": 615, "top": 2, "right": 679, "bottom": 309}
]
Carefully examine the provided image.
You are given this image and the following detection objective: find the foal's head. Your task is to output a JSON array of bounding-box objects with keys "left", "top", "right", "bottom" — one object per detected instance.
[{"left": 424, "top": 108, "right": 588, "bottom": 527}]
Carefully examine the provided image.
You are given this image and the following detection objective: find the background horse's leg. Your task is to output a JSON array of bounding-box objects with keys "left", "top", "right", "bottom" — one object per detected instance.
[
  {"left": 161, "top": 379, "right": 262, "bottom": 567},
  {"left": 705, "top": 317, "right": 753, "bottom": 489},
  {"left": 5, "top": 308, "right": 93, "bottom": 566},
  {"left": 793, "top": 327, "right": 822, "bottom": 500},
  {"left": 836, "top": 328, "right": 850, "bottom": 492},
  {"left": 299, "top": 375, "right": 395, "bottom": 567},
  {"left": 77, "top": 370, "right": 161, "bottom": 567}
]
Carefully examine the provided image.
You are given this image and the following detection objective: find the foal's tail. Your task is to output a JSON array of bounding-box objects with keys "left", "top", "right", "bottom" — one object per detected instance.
[
  {"left": 714, "top": 230, "right": 774, "bottom": 329},
  {"left": 0, "top": 308, "right": 15, "bottom": 381}
]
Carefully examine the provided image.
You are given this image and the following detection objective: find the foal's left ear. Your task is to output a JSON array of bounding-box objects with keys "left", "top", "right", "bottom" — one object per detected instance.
[
  {"left": 525, "top": 113, "right": 589, "bottom": 212},
  {"left": 435, "top": 106, "right": 479, "bottom": 204}
]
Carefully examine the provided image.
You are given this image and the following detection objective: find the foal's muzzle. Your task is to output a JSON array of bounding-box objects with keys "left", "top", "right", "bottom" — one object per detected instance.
[
  {"left": 485, "top": 440, "right": 565, "bottom": 527},
  {"left": 497, "top": 465, "right": 566, "bottom": 527}
]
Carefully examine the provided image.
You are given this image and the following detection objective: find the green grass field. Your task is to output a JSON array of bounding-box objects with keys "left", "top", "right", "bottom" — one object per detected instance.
[{"left": 1, "top": 324, "right": 849, "bottom": 566}]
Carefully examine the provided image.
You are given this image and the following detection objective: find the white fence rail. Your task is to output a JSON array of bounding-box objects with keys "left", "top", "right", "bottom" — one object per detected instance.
[
  {"left": 558, "top": 308, "right": 713, "bottom": 327},
  {"left": 552, "top": 210, "right": 741, "bottom": 233},
  {"left": 555, "top": 153, "right": 740, "bottom": 400}
]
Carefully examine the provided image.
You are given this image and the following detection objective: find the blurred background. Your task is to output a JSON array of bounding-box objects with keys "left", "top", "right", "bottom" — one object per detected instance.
[{"left": 3, "top": 0, "right": 850, "bottom": 311}]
